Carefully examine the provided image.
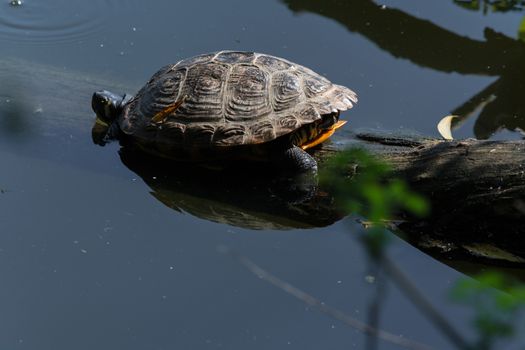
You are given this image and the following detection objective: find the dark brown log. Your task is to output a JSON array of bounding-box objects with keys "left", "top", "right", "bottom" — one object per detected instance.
[{"left": 318, "top": 132, "right": 525, "bottom": 264}]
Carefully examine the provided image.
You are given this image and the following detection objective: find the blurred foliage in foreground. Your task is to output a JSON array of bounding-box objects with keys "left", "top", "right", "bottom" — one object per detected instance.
[
  {"left": 452, "top": 272, "right": 525, "bottom": 349},
  {"left": 320, "top": 148, "right": 428, "bottom": 257},
  {"left": 520, "top": 16, "right": 525, "bottom": 41},
  {"left": 454, "top": 0, "right": 524, "bottom": 13},
  {"left": 321, "top": 148, "right": 525, "bottom": 348}
]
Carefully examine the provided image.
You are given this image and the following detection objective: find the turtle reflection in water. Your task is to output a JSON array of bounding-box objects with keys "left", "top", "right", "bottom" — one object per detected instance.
[
  {"left": 115, "top": 147, "right": 342, "bottom": 230},
  {"left": 91, "top": 51, "right": 357, "bottom": 174}
]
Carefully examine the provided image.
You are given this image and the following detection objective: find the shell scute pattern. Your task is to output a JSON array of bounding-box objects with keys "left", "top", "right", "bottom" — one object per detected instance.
[
  {"left": 176, "top": 62, "right": 229, "bottom": 121},
  {"left": 329, "top": 84, "right": 357, "bottom": 110},
  {"left": 254, "top": 54, "right": 294, "bottom": 71},
  {"left": 225, "top": 64, "right": 272, "bottom": 122},
  {"left": 184, "top": 124, "right": 216, "bottom": 146},
  {"left": 215, "top": 51, "right": 255, "bottom": 64},
  {"left": 311, "top": 99, "right": 334, "bottom": 115},
  {"left": 158, "top": 122, "right": 186, "bottom": 145},
  {"left": 270, "top": 71, "right": 303, "bottom": 113},
  {"left": 303, "top": 74, "right": 331, "bottom": 97},
  {"left": 122, "top": 52, "right": 357, "bottom": 149},
  {"left": 277, "top": 115, "right": 301, "bottom": 133},
  {"left": 298, "top": 105, "right": 321, "bottom": 122},
  {"left": 295, "top": 65, "right": 356, "bottom": 112},
  {"left": 249, "top": 120, "right": 276, "bottom": 143},
  {"left": 212, "top": 124, "right": 246, "bottom": 145},
  {"left": 176, "top": 53, "right": 215, "bottom": 68},
  {"left": 126, "top": 67, "right": 186, "bottom": 132}
]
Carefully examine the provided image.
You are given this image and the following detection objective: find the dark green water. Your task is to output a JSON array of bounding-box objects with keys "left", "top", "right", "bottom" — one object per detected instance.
[{"left": 1, "top": 1, "right": 524, "bottom": 349}]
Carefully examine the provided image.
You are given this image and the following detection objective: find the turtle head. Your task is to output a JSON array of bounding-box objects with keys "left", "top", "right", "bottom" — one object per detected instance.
[{"left": 92, "top": 90, "right": 129, "bottom": 122}]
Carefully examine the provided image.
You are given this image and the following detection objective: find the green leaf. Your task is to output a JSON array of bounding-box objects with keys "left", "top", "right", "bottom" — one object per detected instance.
[
  {"left": 453, "top": 0, "right": 480, "bottom": 11},
  {"left": 451, "top": 271, "right": 525, "bottom": 346}
]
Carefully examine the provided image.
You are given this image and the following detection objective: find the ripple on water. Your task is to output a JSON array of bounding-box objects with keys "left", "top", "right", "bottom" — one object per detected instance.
[{"left": 0, "top": 0, "right": 135, "bottom": 44}]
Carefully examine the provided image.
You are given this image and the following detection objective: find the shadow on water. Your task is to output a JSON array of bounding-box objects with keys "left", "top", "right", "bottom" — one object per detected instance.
[
  {"left": 0, "top": 78, "right": 35, "bottom": 140},
  {"left": 283, "top": 0, "right": 525, "bottom": 139}
]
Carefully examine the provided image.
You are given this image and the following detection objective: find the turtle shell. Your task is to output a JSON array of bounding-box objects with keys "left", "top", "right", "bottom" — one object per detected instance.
[{"left": 119, "top": 51, "right": 357, "bottom": 153}]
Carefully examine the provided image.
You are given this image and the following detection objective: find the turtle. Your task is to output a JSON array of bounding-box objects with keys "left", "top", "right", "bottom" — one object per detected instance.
[{"left": 92, "top": 51, "right": 357, "bottom": 173}]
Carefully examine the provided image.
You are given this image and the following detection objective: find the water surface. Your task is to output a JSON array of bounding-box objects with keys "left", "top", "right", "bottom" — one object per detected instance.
[{"left": 1, "top": 1, "right": 524, "bottom": 349}]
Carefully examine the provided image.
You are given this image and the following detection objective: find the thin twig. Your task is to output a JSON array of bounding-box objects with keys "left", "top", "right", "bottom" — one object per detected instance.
[
  {"left": 218, "top": 245, "right": 433, "bottom": 350},
  {"left": 383, "top": 255, "right": 471, "bottom": 350},
  {"left": 366, "top": 258, "right": 388, "bottom": 350}
]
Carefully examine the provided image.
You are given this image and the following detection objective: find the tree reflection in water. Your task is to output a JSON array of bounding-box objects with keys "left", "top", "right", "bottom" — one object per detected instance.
[{"left": 283, "top": 0, "right": 525, "bottom": 139}]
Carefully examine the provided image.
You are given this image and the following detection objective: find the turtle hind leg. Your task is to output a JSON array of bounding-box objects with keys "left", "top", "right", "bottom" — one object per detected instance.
[
  {"left": 278, "top": 145, "right": 318, "bottom": 174},
  {"left": 271, "top": 146, "right": 318, "bottom": 203}
]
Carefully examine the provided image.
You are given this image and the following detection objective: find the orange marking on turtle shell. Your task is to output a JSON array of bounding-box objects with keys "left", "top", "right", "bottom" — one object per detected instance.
[{"left": 151, "top": 95, "right": 187, "bottom": 123}]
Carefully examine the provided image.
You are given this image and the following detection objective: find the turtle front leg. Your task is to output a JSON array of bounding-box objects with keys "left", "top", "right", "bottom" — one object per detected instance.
[{"left": 278, "top": 145, "right": 318, "bottom": 174}]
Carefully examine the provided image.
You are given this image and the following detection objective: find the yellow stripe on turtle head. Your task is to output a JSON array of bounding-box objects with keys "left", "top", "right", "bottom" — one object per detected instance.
[{"left": 301, "top": 120, "right": 347, "bottom": 150}]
